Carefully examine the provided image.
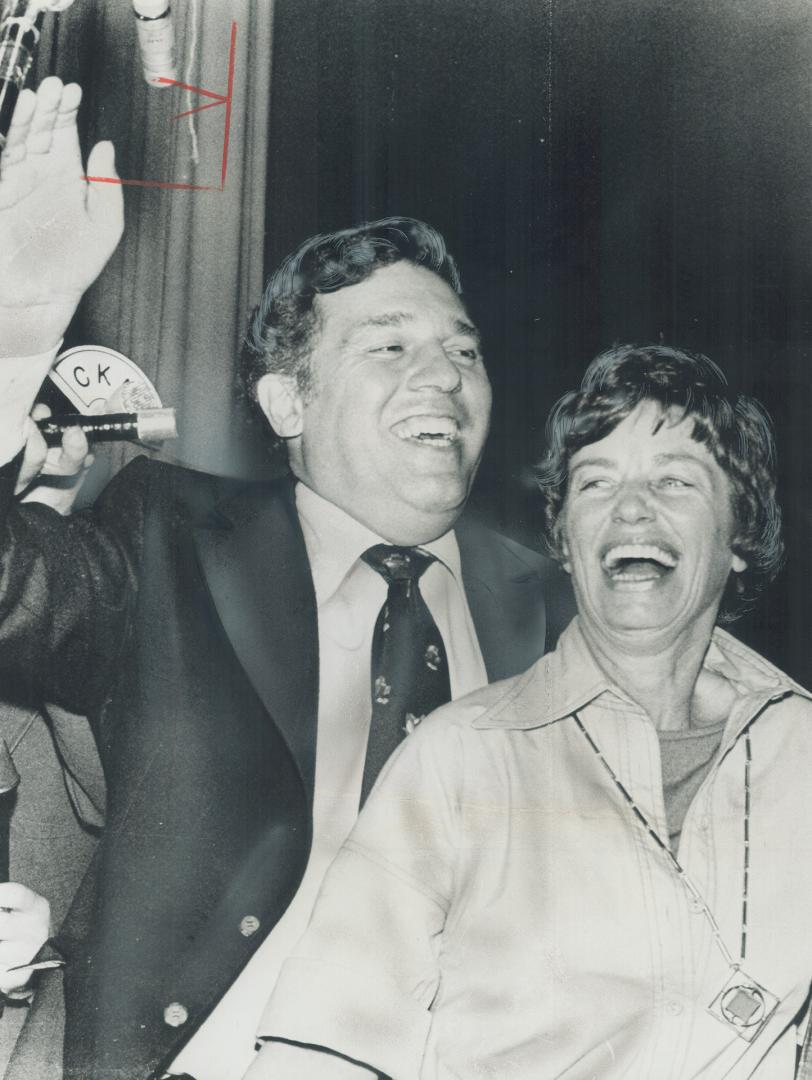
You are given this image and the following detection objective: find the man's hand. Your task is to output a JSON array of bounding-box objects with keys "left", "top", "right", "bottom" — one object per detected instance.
[
  {"left": 0, "top": 883, "right": 51, "bottom": 995},
  {"left": 0, "top": 77, "right": 124, "bottom": 356},
  {"left": 15, "top": 404, "right": 92, "bottom": 514}
]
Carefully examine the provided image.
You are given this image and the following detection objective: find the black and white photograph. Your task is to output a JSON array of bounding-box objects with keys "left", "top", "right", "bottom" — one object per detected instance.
[{"left": 0, "top": 1, "right": 811, "bottom": 1077}]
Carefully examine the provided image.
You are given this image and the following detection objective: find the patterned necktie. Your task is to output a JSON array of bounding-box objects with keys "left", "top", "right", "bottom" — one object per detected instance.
[{"left": 359, "top": 544, "right": 452, "bottom": 805}]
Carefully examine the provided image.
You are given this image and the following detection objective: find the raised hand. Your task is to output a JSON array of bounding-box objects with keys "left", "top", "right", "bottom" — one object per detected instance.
[{"left": 0, "top": 77, "right": 124, "bottom": 356}]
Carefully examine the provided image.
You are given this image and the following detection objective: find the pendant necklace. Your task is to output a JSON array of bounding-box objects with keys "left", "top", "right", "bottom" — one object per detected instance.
[{"left": 572, "top": 712, "right": 779, "bottom": 1042}]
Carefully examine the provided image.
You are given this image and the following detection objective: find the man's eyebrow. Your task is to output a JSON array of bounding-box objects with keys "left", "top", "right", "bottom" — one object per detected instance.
[
  {"left": 453, "top": 318, "right": 480, "bottom": 338},
  {"left": 356, "top": 312, "right": 415, "bottom": 329},
  {"left": 569, "top": 456, "right": 616, "bottom": 474},
  {"left": 351, "top": 314, "right": 481, "bottom": 340}
]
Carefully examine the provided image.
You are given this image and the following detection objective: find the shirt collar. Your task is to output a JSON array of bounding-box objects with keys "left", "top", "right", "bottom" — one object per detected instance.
[
  {"left": 473, "top": 617, "right": 810, "bottom": 731},
  {"left": 295, "top": 482, "right": 461, "bottom": 608}
]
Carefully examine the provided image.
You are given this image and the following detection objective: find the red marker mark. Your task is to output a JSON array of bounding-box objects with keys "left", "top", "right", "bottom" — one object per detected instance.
[
  {"left": 83, "top": 176, "right": 214, "bottom": 192},
  {"left": 220, "top": 20, "right": 237, "bottom": 189},
  {"left": 82, "top": 21, "right": 237, "bottom": 193},
  {"left": 169, "top": 98, "right": 227, "bottom": 123}
]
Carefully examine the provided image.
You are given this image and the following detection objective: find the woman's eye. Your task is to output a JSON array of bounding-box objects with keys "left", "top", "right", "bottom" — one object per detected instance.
[
  {"left": 369, "top": 344, "right": 403, "bottom": 355},
  {"left": 659, "top": 476, "right": 691, "bottom": 488}
]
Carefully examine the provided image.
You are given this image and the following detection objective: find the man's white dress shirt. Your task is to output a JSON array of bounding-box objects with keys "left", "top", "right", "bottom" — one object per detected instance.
[{"left": 169, "top": 482, "right": 487, "bottom": 1079}]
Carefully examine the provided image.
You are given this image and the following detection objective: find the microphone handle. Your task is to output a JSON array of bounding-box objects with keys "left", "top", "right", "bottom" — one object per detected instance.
[
  {"left": 37, "top": 409, "right": 178, "bottom": 446},
  {"left": 0, "top": 3, "right": 45, "bottom": 148}
]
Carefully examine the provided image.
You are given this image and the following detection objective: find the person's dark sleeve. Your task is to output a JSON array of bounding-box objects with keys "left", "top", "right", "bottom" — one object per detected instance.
[{"left": 0, "top": 453, "right": 149, "bottom": 716}]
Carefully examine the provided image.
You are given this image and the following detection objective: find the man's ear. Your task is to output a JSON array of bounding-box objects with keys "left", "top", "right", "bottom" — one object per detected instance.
[
  {"left": 255, "top": 372, "right": 304, "bottom": 439},
  {"left": 731, "top": 553, "right": 747, "bottom": 575}
]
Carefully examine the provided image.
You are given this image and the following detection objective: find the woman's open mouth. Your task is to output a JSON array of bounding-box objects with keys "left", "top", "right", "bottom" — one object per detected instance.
[{"left": 601, "top": 543, "right": 679, "bottom": 583}]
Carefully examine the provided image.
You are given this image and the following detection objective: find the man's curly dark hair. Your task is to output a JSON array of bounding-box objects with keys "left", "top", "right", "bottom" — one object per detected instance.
[
  {"left": 535, "top": 344, "right": 784, "bottom": 621},
  {"left": 240, "top": 217, "right": 462, "bottom": 405}
]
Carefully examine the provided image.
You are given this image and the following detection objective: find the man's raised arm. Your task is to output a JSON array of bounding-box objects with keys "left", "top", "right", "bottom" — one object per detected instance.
[
  {"left": 0, "top": 78, "right": 130, "bottom": 715},
  {"left": 0, "top": 76, "right": 123, "bottom": 464}
]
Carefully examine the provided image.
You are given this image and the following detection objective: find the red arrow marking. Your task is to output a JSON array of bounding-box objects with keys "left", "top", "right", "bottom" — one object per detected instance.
[
  {"left": 82, "top": 175, "right": 214, "bottom": 191},
  {"left": 219, "top": 21, "right": 237, "bottom": 189},
  {"left": 82, "top": 21, "right": 238, "bottom": 193}
]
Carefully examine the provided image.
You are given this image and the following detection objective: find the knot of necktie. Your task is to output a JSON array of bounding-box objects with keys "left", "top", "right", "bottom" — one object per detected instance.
[{"left": 361, "top": 544, "right": 435, "bottom": 585}]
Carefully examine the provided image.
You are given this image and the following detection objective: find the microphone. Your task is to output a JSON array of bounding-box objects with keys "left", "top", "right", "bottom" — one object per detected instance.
[
  {"left": 37, "top": 407, "right": 178, "bottom": 446},
  {"left": 0, "top": 0, "right": 77, "bottom": 148},
  {"left": 132, "top": 0, "right": 177, "bottom": 87}
]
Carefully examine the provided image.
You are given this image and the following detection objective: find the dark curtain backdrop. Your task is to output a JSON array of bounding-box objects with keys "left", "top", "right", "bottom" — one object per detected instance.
[
  {"left": 24, "top": 0, "right": 812, "bottom": 683},
  {"left": 32, "top": 0, "right": 274, "bottom": 478},
  {"left": 264, "top": 0, "right": 812, "bottom": 683}
]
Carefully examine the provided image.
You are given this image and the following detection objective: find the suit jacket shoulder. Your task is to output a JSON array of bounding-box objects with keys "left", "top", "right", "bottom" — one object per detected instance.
[{"left": 455, "top": 515, "right": 575, "bottom": 682}]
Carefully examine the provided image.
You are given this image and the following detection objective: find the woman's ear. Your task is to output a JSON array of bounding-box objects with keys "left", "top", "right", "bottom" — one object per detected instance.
[{"left": 558, "top": 528, "right": 571, "bottom": 574}]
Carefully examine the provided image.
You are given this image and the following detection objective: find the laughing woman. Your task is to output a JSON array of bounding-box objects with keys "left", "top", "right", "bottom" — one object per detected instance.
[{"left": 246, "top": 345, "right": 812, "bottom": 1080}]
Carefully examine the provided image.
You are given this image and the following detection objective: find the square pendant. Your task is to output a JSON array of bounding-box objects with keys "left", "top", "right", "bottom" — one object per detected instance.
[{"left": 707, "top": 969, "right": 780, "bottom": 1042}]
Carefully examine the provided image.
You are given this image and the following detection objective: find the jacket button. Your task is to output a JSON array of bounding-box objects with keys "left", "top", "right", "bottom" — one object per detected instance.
[
  {"left": 163, "top": 1002, "right": 189, "bottom": 1027},
  {"left": 239, "top": 915, "right": 261, "bottom": 937}
]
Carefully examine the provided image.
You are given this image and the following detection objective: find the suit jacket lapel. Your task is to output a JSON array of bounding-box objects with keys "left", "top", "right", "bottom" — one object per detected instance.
[
  {"left": 192, "top": 489, "right": 567, "bottom": 794},
  {"left": 193, "top": 479, "right": 319, "bottom": 800}
]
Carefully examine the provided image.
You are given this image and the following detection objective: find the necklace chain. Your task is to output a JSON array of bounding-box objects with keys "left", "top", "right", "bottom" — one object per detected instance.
[
  {"left": 572, "top": 711, "right": 751, "bottom": 971},
  {"left": 741, "top": 730, "right": 752, "bottom": 959}
]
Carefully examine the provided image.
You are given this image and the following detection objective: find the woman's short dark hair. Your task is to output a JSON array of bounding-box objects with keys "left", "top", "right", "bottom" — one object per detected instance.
[
  {"left": 240, "top": 217, "right": 462, "bottom": 402},
  {"left": 535, "top": 344, "right": 783, "bottom": 621}
]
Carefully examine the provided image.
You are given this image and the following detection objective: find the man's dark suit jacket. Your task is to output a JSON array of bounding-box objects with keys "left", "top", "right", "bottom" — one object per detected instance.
[{"left": 0, "top": 455, "right": 573, "bottom": 1080}]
